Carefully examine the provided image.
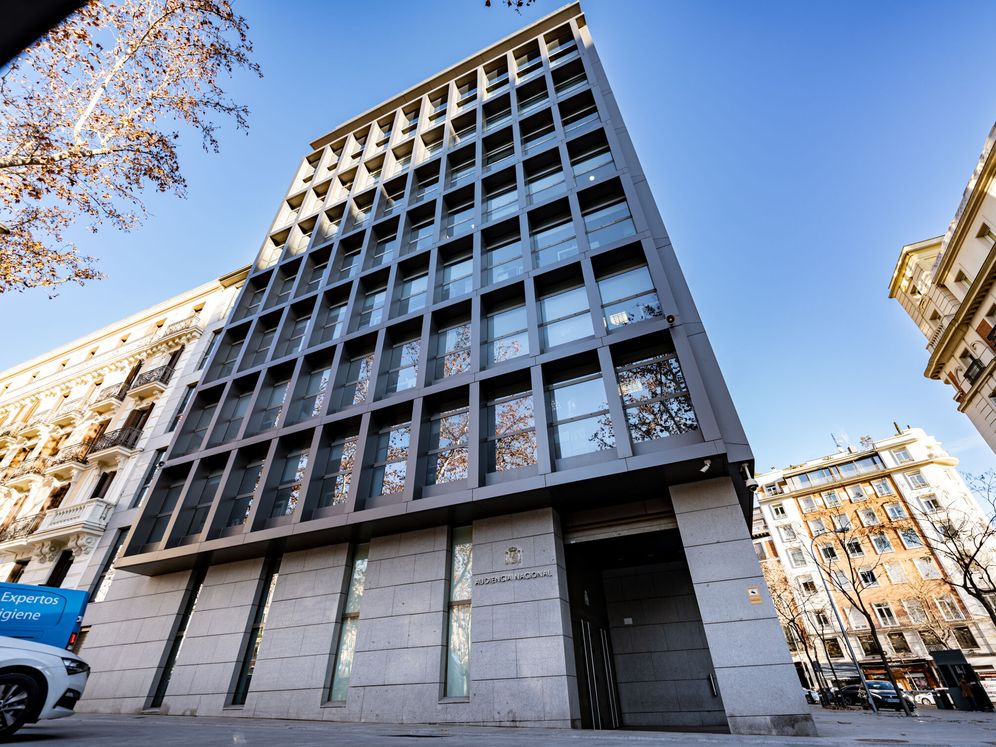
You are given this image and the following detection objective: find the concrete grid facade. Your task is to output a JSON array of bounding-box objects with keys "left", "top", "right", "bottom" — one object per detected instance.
[{"left": 76, "top": 3, "right": 814, "bottom": 736}]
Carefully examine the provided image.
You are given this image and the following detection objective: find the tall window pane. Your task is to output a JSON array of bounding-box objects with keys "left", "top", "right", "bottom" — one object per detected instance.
[
  {"left": 445, "top": 527, "right": 472, "bottom": 698},
  {"left": 489, "top": 392, "right": 537, "bottom": 472},
  {"left": 330, "top": 544, "right": 369, "bottom": 702},
  {"left": 427, "top": 408, "right": 470, "bottom": 485},
  {"left": 486, "top": 306, "right": 529, "bottom": 365},
  {"left": 231, "top": 557, "right": 281, "bottom": 705},
  {"left": 316, "top": 436, "right": 357, "bottom": 509},
  {"left": 598, "top": 265, "right": 663, "bottom": 331},
  {"left": 370, "top": 423, "right": 411, "bottom": 496},
  {"left": 436, "top": 323, "right": 472, "bottom": 379}
]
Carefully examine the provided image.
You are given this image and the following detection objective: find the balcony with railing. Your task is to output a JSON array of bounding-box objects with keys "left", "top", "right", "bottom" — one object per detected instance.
[
  {"left": 0, "top": 427, "right": 17, "bottom": 448},
  {"left": 45, "top": 442, "right": 90, "bottom": 480},
  {"left": 159, "top": 315, "right": 202, "bottom": 341},
  {"left": 6, "top": 459, "right": 48, "bottom": 490},
  {"left": 129, "top": 365, "right": 175, "bottom": 400},
  {"left": 89, "top": 383, "right": 129, "bottom": 414},
  {"left": 18, "top": 416, "right": 48, "bottom": 439},
  {"left": 50, "top": 399, "right": 86, "bottom": 428},
  {"left": 86, "top": 427, "right": 142, "bottom": 465},
  {"left": 0, "top": 512, "right": 46, "bottom": 546},
  {"left": 35, "top": 498, "right": 114, "bottom": 540}
]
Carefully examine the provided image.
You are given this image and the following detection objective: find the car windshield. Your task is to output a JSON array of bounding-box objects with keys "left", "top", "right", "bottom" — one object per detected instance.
[{"left": 867, "top": 682, "right": 895, "bottom": 690}]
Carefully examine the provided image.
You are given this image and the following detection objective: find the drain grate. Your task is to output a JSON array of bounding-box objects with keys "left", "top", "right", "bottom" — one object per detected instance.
[{"left": 855, "top": 741, "right": 909, "bottom": 745}]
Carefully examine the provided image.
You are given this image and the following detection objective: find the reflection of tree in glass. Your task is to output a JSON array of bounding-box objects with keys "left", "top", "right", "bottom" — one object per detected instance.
[
  {"left": 331, "top": 437, "right": 357, "bottom": 505},
  {"left": 380, "top": 425, "right": 410, "bottom": 495},
  {"left": 441, "top": 324, "right": 472, "bottom": 378},
  {"left": 352, "top": 354, "right": 375, "bottom": 405},
  {"left": 617, "top": 354, "right": 697, "bottom": 442},
  {"left": 494, "top": 394, "right": 537, "bottom": 471},
  {"left": 284, "top": 453, "right": 309, "bottom": 515},
  {"left": 431, "top": 409, "right": 470, "bottom": 483},
  {"left": 493, "top": 337, "right": 524, "bottom": 364}
]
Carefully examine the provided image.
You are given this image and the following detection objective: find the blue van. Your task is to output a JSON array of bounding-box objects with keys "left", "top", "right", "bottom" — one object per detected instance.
[{"left": 0, "top": 582, "right": 88, "bottom": 649}]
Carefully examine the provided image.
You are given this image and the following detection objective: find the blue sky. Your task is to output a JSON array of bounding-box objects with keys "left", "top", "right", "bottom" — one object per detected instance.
[{"left": 2, "top": 0, "right": 996, "bottom": 474}]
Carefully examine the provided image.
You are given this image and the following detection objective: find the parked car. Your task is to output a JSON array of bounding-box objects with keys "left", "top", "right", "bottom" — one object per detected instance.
[
  {"left": 803, "top": 687, "right": 819, "bottom": 704},
  {"left": 0, "top": 636, "right": 90, "bottom": 738},
  {"left": 906, "top": 689, "right": 937, "bottom": 706},
  {"left": 840, "top": 681, "right": 916, "bottom": 712}
]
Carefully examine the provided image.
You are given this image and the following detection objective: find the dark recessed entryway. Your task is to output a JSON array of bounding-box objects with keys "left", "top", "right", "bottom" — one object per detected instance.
[{"left": 565, "top": 529, "right": 728, "bottom": 732}]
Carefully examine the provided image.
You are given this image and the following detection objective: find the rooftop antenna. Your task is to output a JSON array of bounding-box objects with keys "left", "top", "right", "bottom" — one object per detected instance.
[{"left": 831, "top": 432, "right": 850, "bottom": 453}]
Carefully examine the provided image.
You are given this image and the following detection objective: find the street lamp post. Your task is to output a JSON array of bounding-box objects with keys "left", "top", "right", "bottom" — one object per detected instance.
[{"left": 809, "top": 534, "right": 879, "bottom": 714}]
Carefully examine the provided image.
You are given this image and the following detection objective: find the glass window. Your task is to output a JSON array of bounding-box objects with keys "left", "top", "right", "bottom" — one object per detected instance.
[
  {"left": 484, "top": 185, "right": 518, "bottom": 222},
  {"left": 427, "top": 408, "right": 470, "bottom": 485},
  {"left": 275, "top": 315, "right": 309, "bottom": 358},
  {"left": 548, "top": 374, "right": 613, "bottom": 459},
  {"left": 539, "top": 286, "right": 593, "bottom": 349},
  {"left": 441, "top": 256, "right": 473, "bottom": 300},
  {"left": 954, "top": 626, "right": 979, "bottom": 649},
  {"left": 486, "top": 305, "right": 529, "bottom": 365},
  {"left": 898, "top": 528, "right": 923, "bottom": 548},
  {"left": 906, "top": 471, "right": 928, "bottom": 489},
  {"left": 436, "top": 323, "right": 472, "bottom": 379},
  {"left": 224, "top": 458, "right": 264, "bottom": 528},
  {"left": 231, "top": 559, "right": 280, "bottom": 706},
  {"left": 329, "top": 544, "right": 369, "bottom": 702},
  {"left": 859, "top": 508, "right": 880, "bottom": 526},
  {"left": 131, "top": 448, "right": 166, "bottom": 508},
  {"left": 247, "top": 380, "right": 289, "bottom": 435},
  {"left": 408, "top": 218, "right": 435, "bottom": 253},
  {"left": 571, "top": 143, "right": 614, "bottom": 180},
  {"left": 892, "top": 447, "right": 913, "bottom": 463},
  {"left": 244, "top": 323, "right": 277, "bottom": 369},
  {"left": 562, "top": 101, "right": 599, "bottom": 132},
  {"left": 370, "top": 423, "right": 411, "bottom": 496},
  {"left": 208, "top": 389, "right": 252, "bottom": 446},
  {"left": 883, "top": 502, "right": 907, "bottom": 520},
  {"left": 340, "top": 353, "right": 375, "bottom": 407},
  {"left": 583, "top": 197, "right": 636, "bottom": 249},
  {"left": 598, "top": 265, "right": 663, "bottom": 331},
  {"left": 316, "top": 436, "right": 357, "bottom": 510},
  {"left": 445, "top": 527, "right": 472, "bottom": 698},
  {"left": 356, "top": 287, "right": 387, "bottom": 329},
  {"left": 313, "top": 302, "right": 347, "bottom": 346},
  {"left": 175, "top": 467, "right": 224, "bottom": 538},
  {"left": 488, "top": 392, "right": 537, "bottom": 472},
  {"left": 370, "top": 235, "right": 398, "bottom": 267},
  {"left": 871, "top": 532, "right": 894, "bottom": 554},
  {"left": 936, "top": 595, "right": 965, "bottom": 621},
  {"left": 531, "top": 217, "right": 578, "bottom": 268},
  {"left": 289, "top": 367, "right": 331, "bottom": 424},
  {"left": 526, "top": 164, "right": 566, "bottom": 204},
  {"left": 398, "top": 274, "right": 429, "bottom": 315},
  {"left": 873, "top": 602, "right": 897, "bottom": 627},
  {"left": 484, "top": 140, "right": 515, "bottom": 169},
  {"left": 90, "top": 528, "right": 129, "bottom": 603},
  {"left": 615, "top": 352, "right": 697, "bottom": 443},
  {"left": 484, "top": 236, "right": 524, "bottom": 285},
  {"left": 268, "top": 449, "right": 309, "bottom": 518},
  {"left": 384, "top": 339, "right": 421, "bottom": 395},
  {"left": 444, "top": 200, "right": 475, "bottom": 238},
  {"left": 302, "top": 258, "right": 328, "bottom": 295},
  {"left": 336, "top": 247, "right": 360, "bottom": 281},
  {"left": 174, "top": 400, "right": 216, "bottom": 455}
]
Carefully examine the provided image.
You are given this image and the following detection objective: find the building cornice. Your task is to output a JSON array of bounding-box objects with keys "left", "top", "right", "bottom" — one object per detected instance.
[
  {"left": 925, "top": 238, "right": 996, "bottom": 379},
  {"left": 888, "top": 237, "right": 943, "bottom": 298},
  {"left": 308, "top": 2, "right": 583, "bottom": 151}
]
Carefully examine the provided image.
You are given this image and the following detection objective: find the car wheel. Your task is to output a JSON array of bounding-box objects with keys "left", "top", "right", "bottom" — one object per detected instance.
[{"left": 0, "top": 673, "right": 40, "bottom": 738}]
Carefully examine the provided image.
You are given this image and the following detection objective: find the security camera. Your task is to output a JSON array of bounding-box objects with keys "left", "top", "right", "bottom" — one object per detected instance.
[
  {"left": 156, "top": 460, "right": 167, "bottom": 469},
  {"left": 665, "top": 314, "right": 676, "bottom": 324},
  {"left": 745, "top": 477, "right": 759, "bottom": 491}
]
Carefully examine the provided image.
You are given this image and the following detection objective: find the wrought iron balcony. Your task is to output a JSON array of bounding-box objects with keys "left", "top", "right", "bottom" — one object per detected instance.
[
  {"left": 87, "top": 427, "right": 142, "bottom": 461},
  {"left": 160, "top": 315, "right": 201, "bottom": 338},
  {"left": 10, "top": 458, "right": 47, "bottom": 479},
  {"left": 89, "top": 383, "right": 129, "bottom": 414},
  {"left": 46, "top": 442, "right": 90, "bottom": 479},
  {"left": 0, "top": 512, "right": 46, "bottom": 543},
  {"left": 18, "top": 417, "right": 48, "bottom": 438},
  {"left": 129, "top": 365, "right": 174, "bottom": 399},
  {"left": 50, "top": 399, "right": 86, "bottom": 427}
]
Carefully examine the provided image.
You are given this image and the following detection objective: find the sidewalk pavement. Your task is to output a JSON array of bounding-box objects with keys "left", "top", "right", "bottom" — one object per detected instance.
[{"left": 16, "top": 705, "right": 996, "bottom": 746}]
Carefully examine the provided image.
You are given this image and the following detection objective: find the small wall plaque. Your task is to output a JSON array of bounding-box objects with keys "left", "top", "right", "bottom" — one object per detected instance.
[{"left": 747, "top": 585, "right": 762, "bottom": 604}]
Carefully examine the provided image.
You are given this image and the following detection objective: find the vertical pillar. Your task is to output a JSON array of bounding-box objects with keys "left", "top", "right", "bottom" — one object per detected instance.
[{"left": 670, "top": 477, "right": 817, "bottom": 736}]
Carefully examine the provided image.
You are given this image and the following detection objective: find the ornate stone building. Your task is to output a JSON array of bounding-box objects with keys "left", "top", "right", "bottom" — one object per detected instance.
[
  {"left": 890, "top": 123, "right": 996, "bottom": 452},
  {"left": 0, "top": 268, "right": 246, "bottom": 593},
  {"left": 755, "top": 428, "right": 996, "bottom": 695}
]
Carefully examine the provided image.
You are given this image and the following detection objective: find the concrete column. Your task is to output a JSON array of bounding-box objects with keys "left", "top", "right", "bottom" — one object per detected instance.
[
  {"left": 670, "top": 477, "right": 817, "bottom": 737},
  {"left": 471, "top": 508, "right": 578, "bottom": 727},
  {"left": 245, "top": 544, "right": 350, "bottom": 719}
]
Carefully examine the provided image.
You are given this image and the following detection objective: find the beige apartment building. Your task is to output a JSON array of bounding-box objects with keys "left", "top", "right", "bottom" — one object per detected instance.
[
  {"left": 890, "top": 123, "right": 996, "bottom": 452},
  {"left": 0, "top": 268, "right": 246, "bottom": 596},
  {"left": 754, "top": 428, "right": 996, "bottom": 695}
]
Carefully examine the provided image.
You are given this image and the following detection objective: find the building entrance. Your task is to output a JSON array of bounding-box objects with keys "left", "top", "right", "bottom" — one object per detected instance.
[{"left": 565, "top": 529, "right": 727, "bottom": 731}]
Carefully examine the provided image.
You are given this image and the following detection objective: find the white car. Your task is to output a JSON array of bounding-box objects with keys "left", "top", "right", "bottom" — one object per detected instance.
[{"left": 0, "top": 636, "right": 89, "bottom": 738}]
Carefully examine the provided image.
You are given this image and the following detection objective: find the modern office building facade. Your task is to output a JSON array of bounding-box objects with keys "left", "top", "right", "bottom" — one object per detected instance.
[
  {"left": 755, "top": 428, "right": 996, "bottom": 695},
  {"left": 890, "top": 123, "right": 996, "bottom": 453},
  {"left": 0, "top": 268, "right": 245, "bottom": 595},
  {"left": 78, "top": 4, "right": 813, "bottom": 735}
]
